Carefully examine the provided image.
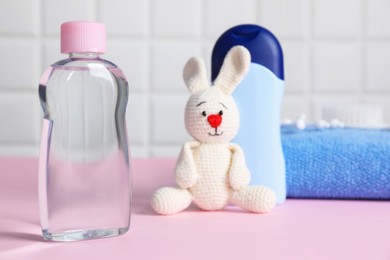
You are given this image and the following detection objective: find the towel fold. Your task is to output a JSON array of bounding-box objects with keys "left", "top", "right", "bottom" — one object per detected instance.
[{"left": 282, "top": 126, "right": 390, "bottom": 199}]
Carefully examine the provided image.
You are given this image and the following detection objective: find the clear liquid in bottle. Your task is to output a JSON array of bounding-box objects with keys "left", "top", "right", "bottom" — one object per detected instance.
[{"left": 38, "top": 21, "right": 131, "bottom": 242}]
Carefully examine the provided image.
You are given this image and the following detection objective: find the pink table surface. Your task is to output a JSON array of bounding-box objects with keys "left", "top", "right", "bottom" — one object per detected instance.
[{"left": 0, "top": 157, "right": 389, "bottom": 260}]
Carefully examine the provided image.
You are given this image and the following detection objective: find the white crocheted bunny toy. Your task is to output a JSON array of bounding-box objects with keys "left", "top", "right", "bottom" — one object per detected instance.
[{"left": 151, "top": 46, "right": 276, "bottom": 215}]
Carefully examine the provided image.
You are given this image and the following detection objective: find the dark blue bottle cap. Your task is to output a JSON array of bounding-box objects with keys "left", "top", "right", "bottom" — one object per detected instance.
[{"left": 212, "top": 24, "right": 284, "bottom": 81}]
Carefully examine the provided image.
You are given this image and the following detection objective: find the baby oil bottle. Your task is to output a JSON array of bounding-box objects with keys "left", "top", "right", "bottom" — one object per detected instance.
[{"left": 38, "top": 21, "right": 131, "bottom": 241}]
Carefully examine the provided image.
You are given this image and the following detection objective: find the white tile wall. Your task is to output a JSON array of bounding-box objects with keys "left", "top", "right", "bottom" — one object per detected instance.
[
  {"left": 259, "top": 0, "right": 309, "bottom": 38},
  {"left": 43, "top": 0, "right": 95, "bottom": 35},
  {"left": 281, "top": 95, "right": 309, "bottom": 120},
  {"left": 366, "top": 43, "right": 390, "bottom": 91},
  {"left": 313, "top": 0, "right": 363, "bottom": 38},
  {"left": 99, "top": 0, "right": 149, "bottom": 37},
  {"left": 205, "top": 0, "right": 256, "bottom": 37},
  {"left": 126, "top": 93, "right": 149, "bottom": 145},
  {"left": 282, "top": 41, "right": 309, "bottom": 93},
  {"left": 0, "top": 0, "right": 40, "bottom": 35},
  {"left": 152, "top": 0, "right": 201, "bottom": 37},
  {"left": 152, "top": 41, "right": 202, "bottom": 91},
  {"left": 0, "top": 0, "right": 390, "bottom": 158},
  {"left": 313, "top": 42, "right": 362, "bottom": 92},
  {"left": 0, "top": 92, "right": 40, "bottom": 145},
  {"left": 42, "top": 39, "right": 62, "bottom": 69},
  {"left": 366, "top": 0, "right": 390, "bottom": 37},
  {"left": 151, "top": 94, "right": 189, "bottom": 144},
  {"left": 0, "top": 39, "right": 39, "bottom": 90}
]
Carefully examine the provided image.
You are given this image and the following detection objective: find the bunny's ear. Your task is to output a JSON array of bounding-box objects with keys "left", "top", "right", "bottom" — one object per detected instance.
[
  {"left": 213, "top": 46, "right": 250, "bottom": 95},
  {"left": 183, "top": 57, "right": 209, "bottom": 94}
]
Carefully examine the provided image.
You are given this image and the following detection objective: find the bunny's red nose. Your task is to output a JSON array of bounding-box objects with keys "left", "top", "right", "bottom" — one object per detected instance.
[{"left": 207, "top": 114, "right": 222, "bottom": 128}]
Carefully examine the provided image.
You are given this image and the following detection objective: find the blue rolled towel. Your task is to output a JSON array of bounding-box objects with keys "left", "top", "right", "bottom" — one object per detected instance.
[{"left": 282, "top": 126, "right": 390, "bottom": 199}]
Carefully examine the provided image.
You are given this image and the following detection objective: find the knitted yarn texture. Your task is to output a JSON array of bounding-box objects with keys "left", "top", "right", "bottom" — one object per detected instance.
[{"left": 151, "top": 46, "right": 276, "bottom": 215}]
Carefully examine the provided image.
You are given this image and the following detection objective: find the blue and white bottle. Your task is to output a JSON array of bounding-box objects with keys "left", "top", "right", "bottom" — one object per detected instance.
[{"left": 212, "top": 24, "right": 286, "bottom": 204}]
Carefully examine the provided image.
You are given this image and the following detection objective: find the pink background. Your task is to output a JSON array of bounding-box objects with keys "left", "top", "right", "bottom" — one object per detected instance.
[{"left": 0, "top": 157, "right": 389, "bottom": 260}]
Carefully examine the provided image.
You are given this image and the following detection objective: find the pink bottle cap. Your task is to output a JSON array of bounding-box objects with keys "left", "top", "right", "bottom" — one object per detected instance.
[{"left": 61, "top": 21, "right": 106, "bottom": 54}]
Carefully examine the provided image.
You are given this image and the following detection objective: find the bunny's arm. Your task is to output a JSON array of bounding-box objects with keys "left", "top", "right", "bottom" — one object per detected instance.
[
  {"left": 228, "top": 143, "right": 251, "bottom": 190},
  {"left": 175, "top": 141, "right": 200, "bottom": 189}
]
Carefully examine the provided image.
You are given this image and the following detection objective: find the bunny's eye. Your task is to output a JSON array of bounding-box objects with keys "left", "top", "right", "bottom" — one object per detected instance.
[
  {"left": 219, "top": 110, "right": 223, "bottom": 116},
  {"left": 202, "top": 111, "right": 207, "bottom": 117}
]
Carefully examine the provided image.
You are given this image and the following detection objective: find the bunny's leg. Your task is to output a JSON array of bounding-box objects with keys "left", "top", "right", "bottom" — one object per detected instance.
[
  {"left": 230, "top": 186, "right": 276, "bottom": 213},
  {"left": 151, "top": 187, "right": 192, "bottom": 215}
]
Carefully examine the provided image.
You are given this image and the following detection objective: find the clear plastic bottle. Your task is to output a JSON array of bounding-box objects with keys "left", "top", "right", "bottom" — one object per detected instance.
[{"left": 38, "top": 21, "right": 131, "bottom": 241}]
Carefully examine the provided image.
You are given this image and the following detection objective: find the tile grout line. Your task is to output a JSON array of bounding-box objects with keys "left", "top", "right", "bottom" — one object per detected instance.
[
  {"left": 306, "top": 0, "right": 314, "bottom": 121},
  {"left": 360, "top": 0, "right": 367, "bottom": 102},
  {"left": 146, "top": 0, "right": 154, "bottom": 157},
  {"left": 35, "top": 0, "right": 44, "bottom": 155}
]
